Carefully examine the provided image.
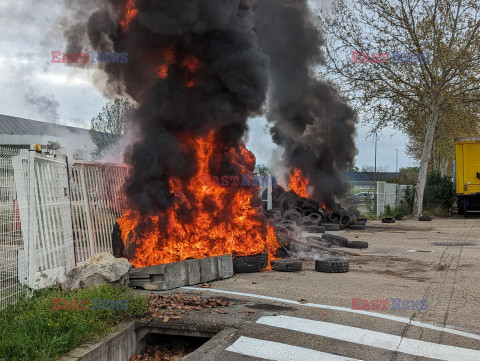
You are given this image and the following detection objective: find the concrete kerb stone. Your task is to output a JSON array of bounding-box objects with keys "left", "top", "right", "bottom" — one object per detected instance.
[
  {"left": 129, "top": 255, "right": 233, "bottom": 291},
  {"left": 217, "top": 255, "right": 234, "bottom": 279}
]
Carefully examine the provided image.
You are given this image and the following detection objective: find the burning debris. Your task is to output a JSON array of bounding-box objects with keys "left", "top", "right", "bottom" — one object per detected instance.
[{"left": 64, "top": 0, "right": 357, "bottom": 269}]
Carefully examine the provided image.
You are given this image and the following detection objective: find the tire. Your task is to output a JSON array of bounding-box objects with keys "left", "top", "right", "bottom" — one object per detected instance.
[
  {"left": 418, "top": 216, "right": 432, "bottom": 221},
  {"left": 347, "top": 241, "right": 368, "bottom": 249},
  {"left": 233, "top": 251, "right": 268, "bottom": 273},
  {"left": 327, "top": 211, "right": 342, "bottom": 224},
  {"left": 357, "top": 217, "right": 367, "bottom": 222},
  {"left": 306, "top": 236, "right": 332, "bottom": 248},
  {"left": 308, "top": 213, "right": 322, "bottom": 224},
  {"left": 322, "top": 233, "right": 348, "bottom": 247},
  {"left": 271, "top": 259, "right": 302, "bottom": 272},
  {"left": 354, "top": 221, "right": 366, "bottom": 226},
  {"left": 350, "top": 224, "right": 366, "bottom": 230},
  {"left": 304, "top": 225, "right": 326, "bottom": 233},
  {"left": 283, "top": 209, "right": 302, "bottom": 221},
  {"left": 324, "top": 223, "right": 340, "bottom": 231},
  {"left": 302, "top": 207, "right": 317, "bottom": 216},
  {"left": 112, "top": 222, "right": 125, "bottom": 258},
  {"left": 340, "top": 214, "right": 357, "bottom": 227},
  {"left": 297, "top": 216, "right": 314, "bottom": 226},
  {"left": 382, "top": 217, "right": 395, "bottom": 223},
  {"left": 315, "top": 257, "right": 349, "bottom": 273},
  {"left": 347, "top": 208, "right": 361, "bottom": 218}
]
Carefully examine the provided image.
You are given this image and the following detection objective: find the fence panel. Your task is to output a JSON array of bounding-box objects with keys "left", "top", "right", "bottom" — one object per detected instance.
[
  {"left": 70, "top": 162, "right": 129, "bottom": 264},
  {"left": 376, "top": 181, "right": 386, "bottom": 216},
  {"left": 13, "top": 152, "right": 75, "bottom": 289},
  {"left": 385, "top": 183, "right": 398, "bottom": 210},
  {"left": 0, "top": 147, "right": 27, "bottom": 310}
]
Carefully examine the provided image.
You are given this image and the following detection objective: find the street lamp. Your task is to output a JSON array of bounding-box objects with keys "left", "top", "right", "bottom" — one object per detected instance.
[{"left": 394, "top": 148, "right": 399, "bottom": 173}]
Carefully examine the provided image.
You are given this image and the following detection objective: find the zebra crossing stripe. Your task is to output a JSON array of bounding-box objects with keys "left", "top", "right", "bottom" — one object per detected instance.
[
  {"left": 257, "top": 315, "right": 480, "bottom": 361},
  {"left": 226, "top": 336, "right": 361, "bottom": 361},
  {"left": 183, "top": 287, "right": 480, "bottom": 341}
]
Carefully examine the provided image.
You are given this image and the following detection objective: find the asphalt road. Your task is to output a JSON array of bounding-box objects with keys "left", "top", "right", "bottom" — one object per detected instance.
[{"left": 157, "top": 218, "right": 480, "bottom": 360}]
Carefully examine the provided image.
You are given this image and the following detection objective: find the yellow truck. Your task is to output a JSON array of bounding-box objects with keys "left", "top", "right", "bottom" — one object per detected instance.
[{"left": 455, "top": 137, "right": 480, "bottom": 215}]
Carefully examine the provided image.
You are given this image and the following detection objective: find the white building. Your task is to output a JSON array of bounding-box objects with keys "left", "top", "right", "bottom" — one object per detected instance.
[{"left": 0, "top": 114, "right": 95, "bottom": 160}]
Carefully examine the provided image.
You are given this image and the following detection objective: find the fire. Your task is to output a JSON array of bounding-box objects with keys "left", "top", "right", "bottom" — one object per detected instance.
[
  {"left": 117, "top": 131, "right": 279, "bottom": 268},
  {"left": 156, "top": 65, "right": 168, "bottom": 79},
  {"left": 288, "top": 167, "right": 310, "bottom": 198},
  {"left": 120, "top": 0, "right": 138, "bottom": 31}
]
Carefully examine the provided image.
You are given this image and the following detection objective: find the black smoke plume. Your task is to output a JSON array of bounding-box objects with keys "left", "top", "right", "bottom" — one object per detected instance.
[
  {"left": 64, "top": 0, "right": 356, "bottom": 212},
  {"left": 64, "top": 0, "right": 269, "bottom": 214},
  {"left": 254, "top": 0, "right": 357, "bottom": 207}
]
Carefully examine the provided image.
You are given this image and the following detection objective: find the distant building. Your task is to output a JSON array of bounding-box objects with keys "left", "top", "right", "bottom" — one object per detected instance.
[
  {"left": 0, "top": 114, "right": 95, "bottom": 160},
  {"left": 343, "top": 171, "right": 400, "bottom": 182}
]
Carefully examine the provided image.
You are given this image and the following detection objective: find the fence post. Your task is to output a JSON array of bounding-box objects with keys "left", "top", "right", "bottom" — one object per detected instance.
[
  {"left": 79, "top": 165, "right": 96, "bottom": 258},
  {"left": 27, "top": 150, "right": 36, "bottom": 285},
  {"left": 267, "top": 174, "right": 272, "bottom": 210}
]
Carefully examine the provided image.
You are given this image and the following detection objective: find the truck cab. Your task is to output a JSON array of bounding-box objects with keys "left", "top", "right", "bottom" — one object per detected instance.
[{"left": 454, "top": 137, "right": 480, "bottom": 215}]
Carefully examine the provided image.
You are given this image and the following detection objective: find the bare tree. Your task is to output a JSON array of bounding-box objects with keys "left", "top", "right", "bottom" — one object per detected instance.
[
  {"left": 320, "top": 0, "right": 480, "bottom": 216},
  {"left": 90, "top": 98, "right": 134, "bottom": 159}
]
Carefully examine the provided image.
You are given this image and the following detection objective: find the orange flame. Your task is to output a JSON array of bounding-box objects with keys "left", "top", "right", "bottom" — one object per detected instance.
[
  {"left": 288, "top": 167, "right": 309, "bottom": 198},
  {"left": 120, "top": 0, "right": 138, "bottom": 32},
  {"left": 117, "top": 131, "right": 279, "bottom": 268}
]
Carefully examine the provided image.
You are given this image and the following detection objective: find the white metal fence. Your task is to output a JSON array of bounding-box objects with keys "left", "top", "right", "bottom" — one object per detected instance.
[
  {"left": 0, "top": 147, "right": 27, "bottom": 311},
  {"left": 70, "top": 162, "right": 129, "bottom": 263},
  {"left": 376, "top": 181, "right": 408, "bottom": 216},
  {"left": 0, "top": 148, "right": 131, "bottom": 311},
  {"left": 12, "top": 151, "right": 75, "bottom": 289}
]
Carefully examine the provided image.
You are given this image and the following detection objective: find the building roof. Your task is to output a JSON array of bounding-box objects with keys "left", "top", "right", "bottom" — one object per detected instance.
[{"left": 0, "top": 114, "right": 91, "bottom": 137}]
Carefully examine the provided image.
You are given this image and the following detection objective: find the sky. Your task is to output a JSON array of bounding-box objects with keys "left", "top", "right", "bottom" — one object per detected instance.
[{"left": 0, "top": 0, "right": 415, "bottom": 171}]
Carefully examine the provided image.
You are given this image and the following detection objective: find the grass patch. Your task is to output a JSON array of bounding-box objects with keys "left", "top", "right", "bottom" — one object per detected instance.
[{"left": 0, "top": 284, "right": 148, "bottom": 361}]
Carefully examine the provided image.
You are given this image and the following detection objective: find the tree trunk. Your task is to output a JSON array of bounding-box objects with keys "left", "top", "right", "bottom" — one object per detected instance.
[{"left": 413, "top": 103, "right": 439, "bottom": 217}]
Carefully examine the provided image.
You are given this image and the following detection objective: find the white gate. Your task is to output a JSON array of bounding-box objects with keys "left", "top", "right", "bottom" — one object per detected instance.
[
  {"left": 70, "top": 162, "right": 129, "bottom": 264},
  {"left": 12, "top": 150, "right": 75, "bottom": 289}
]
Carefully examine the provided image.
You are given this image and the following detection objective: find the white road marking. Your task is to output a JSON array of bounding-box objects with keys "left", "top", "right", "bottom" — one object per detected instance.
[
  {"left": 183, "top": 287, "right": 480, "bottom": 341},
  {"left": 226, "top": 336, "right": 361, "bottom": 361},
  {"left": 257, "top": 315, "right": 480, "bottom": 361}
]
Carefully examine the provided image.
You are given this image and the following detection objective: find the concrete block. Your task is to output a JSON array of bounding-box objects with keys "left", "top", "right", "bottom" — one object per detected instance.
[
  {"left": 217, "top": 255, "right": 234, "bottom": 279},
  {"left": 163, "top": 261, "right": 188, "bottom": 289},
  {"left": 199, "top": 257, "right": 219, "bottom": 283},
  {"left": 129, "top": 255, "right": 233, "bottom": 290},
  {"left": 186, "top": 259, "right": 201, "bottom": 285}
]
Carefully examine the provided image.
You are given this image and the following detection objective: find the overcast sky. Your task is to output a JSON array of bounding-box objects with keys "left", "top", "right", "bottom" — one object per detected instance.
[{"left": 0, "top": 0, "right": 415, "bottom": 171}]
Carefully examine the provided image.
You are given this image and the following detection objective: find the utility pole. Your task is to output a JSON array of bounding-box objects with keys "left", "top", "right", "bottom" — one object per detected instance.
[{"left": 374, "top": 132, "right": 378, "bottom": 173}]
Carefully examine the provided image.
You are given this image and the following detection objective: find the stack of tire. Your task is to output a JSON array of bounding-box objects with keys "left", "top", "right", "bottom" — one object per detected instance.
[{"left": 264, "top": 186, "right": 367, "bottom": 232}]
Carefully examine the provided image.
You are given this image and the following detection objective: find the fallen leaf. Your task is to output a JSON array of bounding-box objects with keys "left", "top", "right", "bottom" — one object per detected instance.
[
  {"left": 163, "top": 317, "right": 170, "bottom": 322},
  {"left": 200, "top": 283, "right": 211, "bottom": 288},
  {"left": 299, "top": 299, "right": 308, "bottom": 304},
  {"left": 252, "top": 282, "right": 257, "bottom": 284}
]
